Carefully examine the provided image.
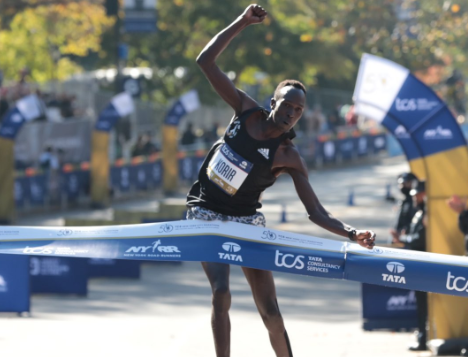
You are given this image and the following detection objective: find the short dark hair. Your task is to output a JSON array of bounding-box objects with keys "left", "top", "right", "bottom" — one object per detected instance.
[{"left": 274, "top": 80, "right": 307, "bottom": 99}]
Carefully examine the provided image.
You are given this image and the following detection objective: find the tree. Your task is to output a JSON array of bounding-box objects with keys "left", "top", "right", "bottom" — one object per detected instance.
[{"left": 0, "top": 1, "right": 113, "bottom": 83}]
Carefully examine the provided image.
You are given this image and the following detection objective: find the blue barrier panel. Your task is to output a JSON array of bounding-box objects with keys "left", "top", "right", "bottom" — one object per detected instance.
[
  {"left": 337, "top": 138, "right": 355, "bottom": 160},
  {"left": 148, "top": 161, "right": 162, "bottom": 188},
  {"left": 14, "top": 176, "right": 29, "bottom": 208},
  {"left": 110, "top": 166, "right": 131, "bottom": 192},
  {"left": 356, "top": 136, "right": 369, "bottom": 157},
  {"left": 0, "top": 254, "right": 30, "bottom": 313},
  {"left": 193, "top": 157, "right": 205, "bottom": 181},
  {"left": 362, "top": 283, "right": 418, "bottom": 331},
  {"left": 30, "top": 256, "right": 88, "bottom": 295},
  {"left": 179, "top": 156, "right": 195, "bottom": 182},
  {"left": 79, "top": 170, "right": 91, "bottom": 195},
  {"left": 62, "top": 172, "right": 81, "bottom": 201},
  {"left": 28, "top": 174, "right": 48, "bottom": 206},
  {"left": 318, "top": 140, "right": 336, "bottom": 163},
  {"left": 130, "top": 163, "right": 150, "bottom": 191},
  {"left": 87, "top": 258, "right": 141, "bottom": 278},
  {"left": 371, "top": 134, "right": 387, "bottom": 153}
]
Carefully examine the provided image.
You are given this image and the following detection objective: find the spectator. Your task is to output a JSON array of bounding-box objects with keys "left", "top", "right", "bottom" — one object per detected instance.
[
  {"left": 131, "top": 133, "right": 158, "bottom": 157},
  {"left": 309, "top": 105, "right": 326, "bottom": 134},
  {"left": 0, "top": 88, "right": 9, "bottom": 122},
  {"left": 181, "top": 122, "right": 197, "bottom": 146},
  {"left": 345, "top": 105, "right": 358, "bottom": 126},
  {"left": 447, "top": 195, "right": 468, "bottom": 252},
  {"left": 394, "top": 180, "right": 428, "bottom": 351},
  {"left": 203, "top": 122, "right": 221, "bottom": 145},
  {"left": 389, "top": 172, "right": 419, "bottom": 243},
  {"left": 59, "top": 94, "right": 75, "bottom": 118},
  {"left": 326, "top": 113, "right": 339, "bottom": 135},
  {"left": 39, "top": 146, "right": 61, "bottom": 204},
  {"left": 39, "top": 147, "right": 56, "bottom": 170}
]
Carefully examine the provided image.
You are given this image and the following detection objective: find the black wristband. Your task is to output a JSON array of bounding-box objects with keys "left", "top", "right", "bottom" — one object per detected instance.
[{"left": 348, "top": 229, "right": 356, "bottom": 241}]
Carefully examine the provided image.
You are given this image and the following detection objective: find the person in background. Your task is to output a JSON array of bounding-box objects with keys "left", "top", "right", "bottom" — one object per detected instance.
[
  {"left": 181, "top": 122, "right": 197, "bottom": 146},
  {"left": 447, "top": 195, "right": 468, "bottom": 252},
  {"left": 131, "top": 133, "right": 158, "bottom": 157},
  {"left": 0, "top": 88, "right": 9, "bottom": 122},
  {"left": 395, "top": 180, "right": 428, "bottom": 351},
  {"left": 390, "top": 172, "right": 419, "bottom": 243}
]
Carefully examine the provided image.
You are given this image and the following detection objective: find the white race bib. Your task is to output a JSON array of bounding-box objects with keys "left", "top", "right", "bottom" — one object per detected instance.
[{"left": 207, "top": 143, "right": 253, "bottom": 196}]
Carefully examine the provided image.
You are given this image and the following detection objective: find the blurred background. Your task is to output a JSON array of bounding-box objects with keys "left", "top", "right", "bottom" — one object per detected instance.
[{"left": 0, "top": 0, "right": 466, "bottom": 212}]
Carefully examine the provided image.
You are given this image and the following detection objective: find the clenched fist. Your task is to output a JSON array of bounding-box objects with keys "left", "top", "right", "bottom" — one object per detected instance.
[{"left": 241, "top": 4, "right": 268, "bottom": 25}]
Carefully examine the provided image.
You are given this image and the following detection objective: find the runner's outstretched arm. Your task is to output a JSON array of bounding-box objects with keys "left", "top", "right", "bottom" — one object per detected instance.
[
  {"left": 278, "top": 145, "right": 376, "bottom": 249},
  {"left": 196, "top": 4, "right": 267, "bottom": 114}
]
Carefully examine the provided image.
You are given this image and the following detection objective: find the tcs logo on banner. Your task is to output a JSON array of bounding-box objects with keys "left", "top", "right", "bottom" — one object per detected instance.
[
  {"left": 446, "top": 272, "right": 468, "bottom": 293},
  {"left": 274, "top": 250, "right": 304, "bottom": 270}
]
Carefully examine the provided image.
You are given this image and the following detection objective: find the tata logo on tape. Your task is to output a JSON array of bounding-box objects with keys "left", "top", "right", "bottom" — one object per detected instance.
[
  {"left": 382, "top": 262, "right": 406, "bottom": 284},
  {"left": 274, "top": 250, "right": 305, "bottom": 270},
  {"left": 446, "top": 272, "right": 468, "bottom": 293},
  {"left": 219, "top": 242, "right": 242, "bottom": 262}
]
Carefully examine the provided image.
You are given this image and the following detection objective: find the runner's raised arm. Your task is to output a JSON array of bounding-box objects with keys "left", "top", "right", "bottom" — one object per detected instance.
[{"left": 196, "top": 5, "right": 267, "bottom": 114}]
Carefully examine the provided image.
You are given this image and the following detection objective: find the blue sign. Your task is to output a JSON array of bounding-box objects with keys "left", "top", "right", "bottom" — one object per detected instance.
[
  {"left": 88, "top": 259, "right": 140, "bottom": 278},
  {"left": 362, "top": 283, "right": 418, "bottom": 331},
  {"left": 124, "top": 1, "right": 157, "bottom": 33},
  {"left": 0, "top": 254, "right": 30, "bottom": 313},
  {"left": 164, "top": 99, "right": 187, "bottom": 126},
  {"left": 62, "top": 172, "right": 81, "bottom": 201},
  {"left": 0, "top": 107, "right": 25, "bottom": 139},
  {"left": 110, "top": 166, "right": 131, "bottom": 192},
  {"left": 28, "top": 174, "right": 48, "bottom": 207},
  {"left": 95, "top": 103, "right": 120, "bottom": 132},
  {"left": 14, "top": 177, "right": 28, "bottom": 208},
  {"left": 337, "top": 138, "right": 355, "bottom": 160},
  {"left": 179, "top": 156, "right": 195, "bottom": 182},
  {"left": 30, "top": 256, "right": 88, "bottom": 295},
  {"left": 130, "top": 163, "right": 150, "bottom": 191}
]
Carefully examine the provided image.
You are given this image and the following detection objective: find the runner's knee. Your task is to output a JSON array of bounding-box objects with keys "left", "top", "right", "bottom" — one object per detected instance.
[
  {"left": 212, "top": 285, "right": 231, "bottom": 313},
  {"left": 260, "top": 306, "right": 285, "bottom": 334}
]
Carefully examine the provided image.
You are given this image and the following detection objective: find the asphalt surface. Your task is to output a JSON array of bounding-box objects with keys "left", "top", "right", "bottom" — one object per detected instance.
[{"left": 1, "top": 156, "right": 436, "bottom": 357}]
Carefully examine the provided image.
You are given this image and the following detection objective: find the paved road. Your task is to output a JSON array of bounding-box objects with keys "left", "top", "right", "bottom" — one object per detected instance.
[{"left": 2, "top": 156, "right": 435, "bottom": 357}]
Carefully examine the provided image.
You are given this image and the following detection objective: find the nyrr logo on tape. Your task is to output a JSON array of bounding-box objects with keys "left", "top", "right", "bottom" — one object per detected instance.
[
  {"left": 218, "top": 242, "right": 243, "bottom": 262},
  {"left": 124, "top": 240, "right": 181, "bottom": 258},
  {"left": 382, "top": 262, "right": 406, "bottom": 284}
]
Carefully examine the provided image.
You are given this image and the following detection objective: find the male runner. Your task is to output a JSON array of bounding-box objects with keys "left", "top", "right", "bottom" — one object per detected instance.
[{"left": 186, "top": 4, "right": 376, "bottom": 357}]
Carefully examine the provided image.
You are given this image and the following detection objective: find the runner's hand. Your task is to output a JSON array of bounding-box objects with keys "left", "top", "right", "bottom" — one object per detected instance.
[
  {"left": 353, "top": 230, "right": 376, "bottom": 249},
  {"left": 241, "top": 4, "right": 267, "bottom": 25}
]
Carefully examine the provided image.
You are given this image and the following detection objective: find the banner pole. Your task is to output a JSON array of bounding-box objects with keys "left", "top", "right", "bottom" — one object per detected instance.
[{"left": 0, "top": 137, "right": 15, "bottom": 223}]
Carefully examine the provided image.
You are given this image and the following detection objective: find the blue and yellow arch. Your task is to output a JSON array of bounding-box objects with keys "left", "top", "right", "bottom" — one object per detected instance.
[{"left": 354, "top": 54, "right": 468, "bottom": 341}]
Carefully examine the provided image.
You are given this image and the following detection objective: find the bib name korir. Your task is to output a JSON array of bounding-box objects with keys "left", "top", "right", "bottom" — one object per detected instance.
[{"left": 214, "top": 159, "right": 237, "bottom": 182}]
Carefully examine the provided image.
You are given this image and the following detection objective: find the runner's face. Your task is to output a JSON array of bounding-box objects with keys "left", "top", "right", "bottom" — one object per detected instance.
[{"left": 271, "top": 87, "right": 305, "bottom": 132}]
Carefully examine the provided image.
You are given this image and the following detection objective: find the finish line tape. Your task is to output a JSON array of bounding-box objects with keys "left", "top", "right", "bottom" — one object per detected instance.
[{"left": 0, "top": 220, "right": 467, "bottom": 297}]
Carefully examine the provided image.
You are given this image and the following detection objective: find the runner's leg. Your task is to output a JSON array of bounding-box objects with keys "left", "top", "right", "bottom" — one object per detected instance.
[
  {"left": 242, "top": 266, "right": 293, "bottom": 357},
  {"left": 202, "top": 262, "right": 231, "bottom": 357}
]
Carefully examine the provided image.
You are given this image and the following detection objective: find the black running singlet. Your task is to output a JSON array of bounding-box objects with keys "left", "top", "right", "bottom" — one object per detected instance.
[{"left": 186, "top": 107, "right": 295, "bottom": 216}]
